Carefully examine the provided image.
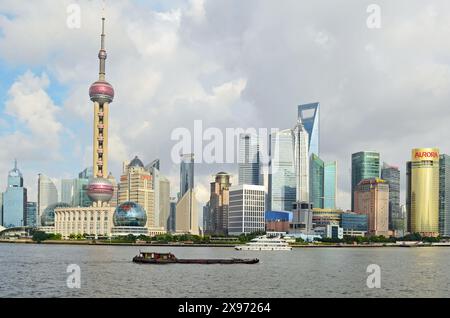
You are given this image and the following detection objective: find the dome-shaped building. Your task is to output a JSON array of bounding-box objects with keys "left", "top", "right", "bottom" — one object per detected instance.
[
  {"left": 41, "top": 202, "right": 72, "bottom": 227},
  {"left": 87, "top": 178, "right": 114, "bottom": 204},
  {"left": 113, "top": 202, "right": 147, "bottom": 227},
  {"left": 128, "top": 156, "right": 145, "bottom": 169}
]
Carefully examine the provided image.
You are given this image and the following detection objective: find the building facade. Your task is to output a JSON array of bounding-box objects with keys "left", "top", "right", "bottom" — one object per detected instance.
[
  {"left": 354, "top": 178, "right": 389, "bottom": 236},
  {"left": 268, "top": 129, "right": 296, "bottom": 211},
  {"left": 324, "top": 161, "right": 337, "bottom": 209},
  {"left": 37, "top": 174, "right": 58, "bottom": 226},
  {"left": 26, "top": 202, "right": 37, "bottom": 227},
  {"left": 298, "top": 102, "right": 320, "bottom": 157},
  {"left": 291, "top": 201, "right": 314, "bottom": 235},
  {"left": 159, "top": 176, "right": 170, "bottom": 230},
  {"left": 340, "top": 213, "right": 368, "bottom": 232},
  {"left": 180, "top": 154, "right": 194, "bottom": 198},
  {"left": 439, "top": 154, "right": 450, "bottom": 237},
  {"left": 228, "top": 185, "right": 265, "bottom": 236},
  {"left": 351, "top": 151, "right": 380, "bottom": 211},
  {"left": 293, "top": 119, "right": 310, "bottom": 203},
  {"left": 175, "top": 189, "right": 199, "bottom": 235},
  {"left": 312, "top": 208, "right": 343, "bottom": 228},
  {"left": 238, "top": 133, "right": 262, "bottom": 186},
  {"left": 61, "top": 179, "right": 75, "bottom": 205},
  {"left": 381, "top": 163, "right": 400, "bottom": 231},
  {"left": 3, "top": 161, "right": 27, "bottom": 228},
  {"left": 208, "top": 172, "right": 231, "bottom": 235},
  {"left": 309, "top": 154, "right": 324, "bottom": 209}
]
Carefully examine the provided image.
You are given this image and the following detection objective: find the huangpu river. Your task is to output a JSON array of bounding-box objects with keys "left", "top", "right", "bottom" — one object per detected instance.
[{"left": 0, "top": 243, "right": 449, "bottom": 298}]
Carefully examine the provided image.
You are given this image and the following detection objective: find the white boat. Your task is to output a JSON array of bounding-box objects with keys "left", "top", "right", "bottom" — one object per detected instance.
[{"left": 235, "top": 235, "right": 292, "bottom": 251}]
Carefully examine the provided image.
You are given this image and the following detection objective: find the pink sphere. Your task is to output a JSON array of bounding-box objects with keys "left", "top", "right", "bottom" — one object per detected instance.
[
  {"left": 89, "top": 80, "right": 114, "bottom": 103},
  {"left": 87, "top": 178, "right": 114, "bottom": 203}
]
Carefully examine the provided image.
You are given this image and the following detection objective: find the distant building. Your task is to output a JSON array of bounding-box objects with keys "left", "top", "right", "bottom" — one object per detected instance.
[
  {"left": 3, "top": 160, "right": 27, "bottom": 228},
  {"left": 203, "top": 202, "right": 211, "bottom": 233},
  {"left": 439, "top": 154, "right": 450, "bottom": 237},
  {"left": 208, "top": 172, "right": 231, "bottom": 235},
  {"left": 290, "top": 201, "right": 313, "bottom": 235},
  {"left": 293, "top": 119, "right": 309, "bottom": 203},
  {"left": 26, "top": 202, "right": 37, "bottom": 227},
  {"left": 61, "top": 179, "right": 75, "bottom": 205},
  {"left": 180, "top": 154, "right": 194, "bottom": 198},
  {"left": 351, "top": 151, "right": 380, "bottom": 211},
  {"left": 340, "top": 212, "right": 368, "bottom": 233},
  {"left": 159, "top": 176, "right": 170, "bottom": 230},
  {"left": 324, "top": 161, "right": 337, "bottom": 209},
  {"left": 309, "top": 154, "right": 324, "bottom": 209},
  {"left": 381, "top": 163, "right": 400, "bottom": 231},
  {"left": 175, "top": 189, "right": 199, "bottom": 235},
  {"left": 354, "top": 178, "right": 389, "bottom": 236},
  {"left": 312, "top": 208, "right": 343, "bottom": 228},
  {"left": 238, "top": 133, "right": 262, "bottom": 186},
  {"left": 169, "top": 198, "right": 177, "bottom": 232},
  {"left": 325, "top": 224, "right": 344, "bottom": 240},
  {"left": 298, "top": 102, "right": 320, "bottom": 157},
  {"left": 0, "top": 193, "right": 3, "bottom": 226},
  {"left": 408, "top": 148, "right": 440, "bottom": 237},
  {"left": 146, "top": 159, "right": 161, "bottom": 227},
  {"left": 228, "top": 185, "right": 265, "bottom": 236},
  {"left": 265, "top": 211, "right": 292, "bottom": 233},
  {"left": 37, "top": 174, "right": 58, "bottom": 226}
]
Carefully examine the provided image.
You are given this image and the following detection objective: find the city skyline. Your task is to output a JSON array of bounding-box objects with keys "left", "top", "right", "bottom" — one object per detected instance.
[{"left": 1, "top": 1, "right": 450, "bottom": 211}]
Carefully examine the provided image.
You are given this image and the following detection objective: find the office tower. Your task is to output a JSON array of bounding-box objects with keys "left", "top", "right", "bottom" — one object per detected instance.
[
  {"left": 37, "top": 174, "right": 58, "bottom": 225},
  {"left": 209, "top": 172, "right": 231, "bottom": 235},
  {"left": 381, "top": 163, "right": 400, "bottom": 231},
  {"left": 159, "top": 176, "right": 170, "bottom": 230},
  {"left": 293, "top": 119, "right": 309, "bottom": 203},
  {"left": 203, "top": 202, "right": 211, "bottom": 233},
  {"left": 309, "top": 154, "right": 324, "bottom": 209},
  {"left": 146, "top": 159, "right": 160, "bottom": 226},
  {"left": 228, "top": 185, "right": 265, "bottom": 235},
  {"left": 324, "top": 161, "right": 337, "bottom": 209},
  {"left": 406, "top": 161, "right": 412, "bottom": 232},
  {"left": 238, "top": 133, "right": 261, "bottom": 186},
  {"left": 175, "top": 189, "right": 199, "bottom": 235},
  {"left": 169, "top": 198, "right": 177, "bottom": 232},
  {"left": 118, "top": 156, "right": 155, "bottom": 228},
  {"left": 439, "top": 154, "right": 450, "bottom": 237},
  {"left": 87, "top": 17, "right": 115, "bottom": 205},
  {"left": 2, "top": 160, "right": 27, "bottom": 227},
  {"left": 268, "top": 129, "right": 296, "bottom": 211},
  {"left": 26, "top": 202, "right": 37, "bottom": 227},
  {"left": 291, "top": 201, "right": 314, "bottom": 235},
  {"left": 61, "top": 179, "right": 75, "bottom": 205},
  {"left": 351, "top": 151, "right": 380, "bottom": 210},
  {"left": 408, "top": 148, "right": 440, "bottom": 237},
  {"left": 180, "top": 154, "right": 194, "bottom": 198},
  {"left": 354, "top": 178, "right": 389, "bottom": 236},
  {"left": 298, "top": 102, "right": 320, "bottom": 157}
]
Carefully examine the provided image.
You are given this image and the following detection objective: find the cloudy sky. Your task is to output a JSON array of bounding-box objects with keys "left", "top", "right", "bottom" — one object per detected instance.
[{"left": 0, "top": 0, "right": 449, "bottom": 210}]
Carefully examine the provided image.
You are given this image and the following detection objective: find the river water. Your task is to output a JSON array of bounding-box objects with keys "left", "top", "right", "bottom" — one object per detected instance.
[{"left": 0, "top": 243, "right": 449, "bottom": 298}]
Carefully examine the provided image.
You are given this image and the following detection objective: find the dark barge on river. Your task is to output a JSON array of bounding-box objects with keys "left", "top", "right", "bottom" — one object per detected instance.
[{"left": 133, "top": 252, "right": 259, "bottom": 265}]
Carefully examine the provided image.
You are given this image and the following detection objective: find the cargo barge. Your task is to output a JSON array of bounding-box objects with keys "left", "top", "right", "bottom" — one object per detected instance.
[{"left": 132, "top": 252, "right": 259, "bottom": 265}]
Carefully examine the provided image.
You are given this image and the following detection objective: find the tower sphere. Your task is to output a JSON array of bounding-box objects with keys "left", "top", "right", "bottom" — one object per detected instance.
[
  {"left": 87, "top": 177, "right": 114, "bottom": 203},
  {"left": 89, "top": 80, "right": 114, "bottom": 104},
  {"left": 113, "top": 202, "right": 147, "bottom": 227}
]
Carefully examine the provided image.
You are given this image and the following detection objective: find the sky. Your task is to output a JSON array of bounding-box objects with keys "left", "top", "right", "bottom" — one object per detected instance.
[{"left": 1, "top": 0, "right": 450, "bottom": 210}]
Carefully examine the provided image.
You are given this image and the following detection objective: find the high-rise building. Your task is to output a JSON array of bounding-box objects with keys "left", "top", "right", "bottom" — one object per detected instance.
[
  {"left": 408, "top": 148, "right": 440, "bottom": 237},
  {"left": 439, "top": 154, "right": 450, "bottom": 237},
  {"left": 351, "top": 151, "right": 380, "bottom": 210},
  {"left": 268, "top": 129, "right": 296, "bottom": 211},
  {"left": 180, "top": 154, "right": 194, "bottom": 199},
  {"left": 354, "top": 178, "right": 389, "bottom": 236},
  {"left": 228, "top": 185, "right": 265, "bottom": 236},
  {"left": 298, "top": 102, "right": 320, "bottom": 157},
  {"left": 208, "top": 172, "right": 231, "bottom": 235},
  {"left": 238, "top": 133, "right": 261, "bottom": 186},
  {"left": 175, "top": 189, "right": 199, "bottom": 235},
  {"left": 159, "top": 176, "right": 170, "bottom": 230},
  {"left": 381, "top": 163, "right": 400, "bottom": 231},
  {"left": 25, "top": 202, "right": 37, "bottom": 227},
  {"left": 293, "top": 119, "right": 309, "bottom": 203},
  {"left": 37, "top": 174, "right": 58, "bottom": 225},
  {"left": 0, "top": 193, "right": 3, "bottom": 226},
  {"left": 406, "top": 161, "right": 412, "bottom": 233},
  {"left": 146, "top": 160, "right": 160, "bottom": 227},
  {"left": 291, "top": 201, "right": 314, "bottom": 235},
  {"left": 61, "top": 179, "right": 75, "bottom": 205},
  {"left": 169, "top": 198, "right": 177, "bottom": 232},
  {"left": 324, "top": 161, "right": 337, "bottom": 209},
  {"left": 309, "top": 154, "right": 324, "bottom": 209},
  {"left": 2, "top": 160, "right": 27, "bottom": 228},
  {"left": 118, "top": 156, "right": 155, "bottom": 228},
  {"left": 203, "top": 202, "right": 211, "bottom": 233}
]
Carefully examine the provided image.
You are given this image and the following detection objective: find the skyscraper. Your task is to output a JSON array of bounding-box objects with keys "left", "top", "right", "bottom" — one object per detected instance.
[
  {"left": 324, "top": 161, "right": 337, "bottom": 209},
  {"left": 354, "top": 178, "right": 389, "bottom": 237},
  {"left": 298, "top": 102, "right": 320, "bottom": 157},
  {"left": 3, "top": 160, "right": 27, "bottom": 228},
  {"left": 118, "top": 156, "right": 155, "bottom": 228},
  {"left": 408, "top": 148, "right": 440, "bottom": 237},
  {"left": 309, "top": 154, "right": 324, "bottom": 209},
  {"left": 0, "top": 193, "right": 3, "bottom": 226},
  {"left": 72, "top": 168, "right": 93, "bottom": 208},
  {"left": 238, "top": 133, "right": 261, "bottom": 186},
  {"left": 26, "top": 202, "right": 37, "bottom": 227},
  {"left": 351, "top": 151, "right": 380, "bottom": 210},
  {"left": 406, "top": 161, "right": 412, "bottom": 233},
  {"left": 159, "top": 176, "right": 171, "bottom": 230},
  {"left": 180, "top": 154, "right": 194, "bottom": 198},
  {"left": 146, "top": 159, "right": 161, "bottom": 227},
  {"left": 175, "top": 189, "right": 199, "bottom": 235},
  {"left": 61, "top": 179, "right": 75, "bottom": 205},
  {"left": 381, "top": 163, "right": 400, "bottom": 231},
  {"left": 268, "top": 129, "right": 296, "bottom": 211},
  {"left": 209, "top": 172, "right": 231, "bottom": 235},
  {"left": 37, "top": 174, "right": 58, "bottom": 225},
  {"left": 439, "top": 154, "right": 450, "bottom": 237},
  {"left": 293, "top": 119, "right": 310, "bottom": 203}
]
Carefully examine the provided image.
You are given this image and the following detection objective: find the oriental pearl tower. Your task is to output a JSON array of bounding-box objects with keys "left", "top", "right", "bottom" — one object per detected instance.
[{"left": 87, "top": 17, "right": 115, "bottom": 205}]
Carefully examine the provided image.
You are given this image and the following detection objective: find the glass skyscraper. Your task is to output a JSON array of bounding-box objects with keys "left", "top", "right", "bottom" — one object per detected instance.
[
  {"left": 61, "top": 179, "right": 75, "bottom": 205},
  {"left": 324, "top": 161, "right": 337, "bottom": 209},
  {"left": 293, "top": 120, "right": 309, "bottom": 203},
  {"left": 37, "top": 174, "right": 58, "bottom": 225},
  {"left": 298, "top": 102, "right": 320, "bottom": 157},
  {"left": 238, "top": 133, "right": 261, "bottom": 186},
  {"left": 268, "top": 129, "right": 296, "bottom": 211},
  {"left": 3, "top": 161, "right": 27, "bottom": 228},
  {"left": 180, "top": 154, "right": 194, "bottom": 198},
  {"left": 309, "top": 154, "right": 324, "bottom": 209},
  {"left": 381, "top": 163, "right": 400, "bottom": 231},
  {"left": 439, "top": 154, "right": 450, "bottom": 237},
  {"left": 26, "top": 201, "right": 37, "bottom": 227},
  {"left": 351, "top": 151, "right": 380, "bottom": 210}
]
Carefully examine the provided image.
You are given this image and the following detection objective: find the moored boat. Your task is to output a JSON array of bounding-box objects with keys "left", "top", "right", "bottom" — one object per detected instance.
[
  {"left": 235, "top": 235, "right": 292, "bottom": 251},
  {"left": 132, "top": 252, "right": 259, "bottom": 264}
]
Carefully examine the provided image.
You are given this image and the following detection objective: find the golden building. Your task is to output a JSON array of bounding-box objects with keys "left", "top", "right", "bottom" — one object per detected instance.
[
  {"left": 354, "top": 178, "right": 389, "bottom": 236},
  {"left": 118, "top": 156, "right": 155, "bottom": 228},
  {"left": 409, "top": 148, "right": 440, "bottom": 237}
]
